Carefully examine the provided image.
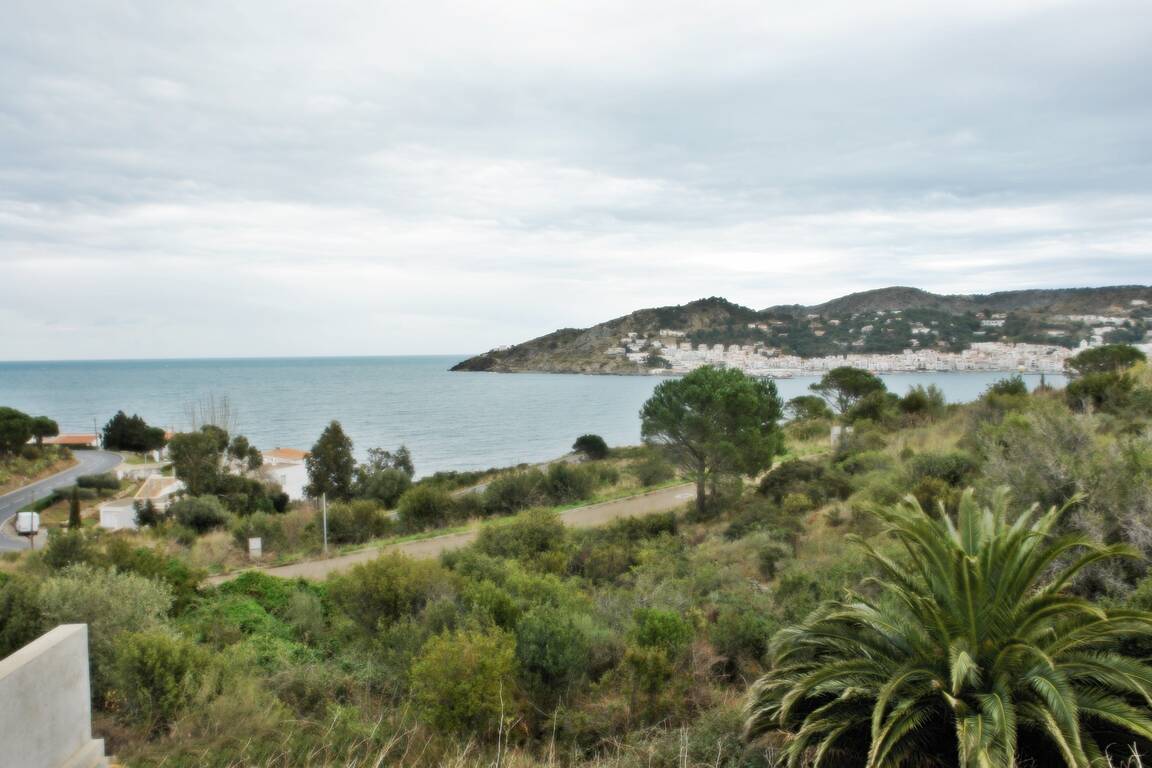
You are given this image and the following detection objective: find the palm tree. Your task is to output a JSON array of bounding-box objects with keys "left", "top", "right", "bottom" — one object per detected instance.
[{"left": 744, "top": 489, "right": 1152, "bottom": 768}]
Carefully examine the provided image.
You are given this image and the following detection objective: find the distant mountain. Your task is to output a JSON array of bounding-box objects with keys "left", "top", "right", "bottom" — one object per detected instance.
[{"left": 450, "top": 285, "right": 1152, "bottom": 374}]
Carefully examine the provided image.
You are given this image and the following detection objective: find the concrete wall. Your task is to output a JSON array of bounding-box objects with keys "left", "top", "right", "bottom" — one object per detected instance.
[{"left": 0, "top": 624, "right": 108, "bottom": 768}]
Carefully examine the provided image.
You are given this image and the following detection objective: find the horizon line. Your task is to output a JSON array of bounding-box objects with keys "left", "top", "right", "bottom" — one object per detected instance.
[{"left": 0, "top": 353, "right": 476, "bottom": 365}]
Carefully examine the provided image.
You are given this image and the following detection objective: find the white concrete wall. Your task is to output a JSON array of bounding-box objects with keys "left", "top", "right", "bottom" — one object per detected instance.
[
  {"left": 98, "top": 501, "right": 138, "bottom": 531},
  {"left": 0, "top": 624, "right": 107, "bottom": 768}
]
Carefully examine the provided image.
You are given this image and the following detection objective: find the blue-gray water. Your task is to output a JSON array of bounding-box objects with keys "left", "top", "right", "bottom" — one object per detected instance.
[{"left": 0, "top": 357, "right": 1063, "bottom": 477}]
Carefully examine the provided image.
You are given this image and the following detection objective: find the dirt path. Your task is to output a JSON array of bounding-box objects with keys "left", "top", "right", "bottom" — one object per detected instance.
[{"left": 208, "top": 482, "right": 696, "bottom": 584}]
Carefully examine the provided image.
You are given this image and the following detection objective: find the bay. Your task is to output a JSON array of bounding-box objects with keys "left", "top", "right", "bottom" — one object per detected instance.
[{"left": 0, "top": 356, "right": 1064, "bottom": 477}]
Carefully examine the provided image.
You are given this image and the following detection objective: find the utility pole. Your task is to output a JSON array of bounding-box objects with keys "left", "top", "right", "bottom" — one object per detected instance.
[{"left": 321, "top": 493, "right": 328, "bottom": 555}]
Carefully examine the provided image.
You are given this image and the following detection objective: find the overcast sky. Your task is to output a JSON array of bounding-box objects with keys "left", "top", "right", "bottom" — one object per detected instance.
[{"left": 1, "top": 0, "right": 1150, "bottom": 360}]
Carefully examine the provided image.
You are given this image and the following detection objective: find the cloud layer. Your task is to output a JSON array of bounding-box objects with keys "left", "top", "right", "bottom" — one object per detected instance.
[{"left": 1, "top": 0, "right": 1150, "bottom": 359}]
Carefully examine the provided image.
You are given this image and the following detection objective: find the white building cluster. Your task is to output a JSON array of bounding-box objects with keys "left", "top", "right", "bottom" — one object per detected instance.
[{"left": 610, "top": 334, "right": 1083, "bottom": 377}]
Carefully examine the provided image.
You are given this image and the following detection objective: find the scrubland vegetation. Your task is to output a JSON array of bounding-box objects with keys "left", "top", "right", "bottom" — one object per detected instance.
[{"left": 2, "top": 347, "right": 1152, "bottom": 767}]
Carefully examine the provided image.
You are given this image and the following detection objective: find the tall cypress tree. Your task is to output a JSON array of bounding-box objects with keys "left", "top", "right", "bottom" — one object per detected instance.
[{"left": 68, "top": 486, "right": 82, "bottom": 529}]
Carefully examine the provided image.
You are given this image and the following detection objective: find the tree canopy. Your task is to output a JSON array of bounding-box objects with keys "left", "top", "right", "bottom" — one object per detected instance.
[
  {"left": 0, "top": 407, "right": 34, "bottom": 453},
  {"left": 810, "top": 366, "right": 887, "bottom": 416},
  {"left": 102, "top": 411, "right": 167, "bottom": 453},
  {"left": 1066, "top": 344, "right": 1146, "bottom": 376},
  {"left": 306, "top": 420, "right": 355, "bottom": 500},
  {"left": 640, "top": 366, "right": 784, "bottom": 515}
]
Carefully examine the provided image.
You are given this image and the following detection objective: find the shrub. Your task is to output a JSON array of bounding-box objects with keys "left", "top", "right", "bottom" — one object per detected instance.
[
  {"left": 515, "top": 605, "right": 591, "bottom": 696},
  {"left": 188, "top": 595, "right": 291, "bottom": 648},
  {"left": 104, "top": 539, "right": 203, "bottom": 614},
  {"left": 76, "top": 472, "right": 121, "bottom": 491},
  {"left": 906, "top": 450, "right": 980, "bottom": 487},
  {"left": 985, "top": 375, "right": 1028, "bottom": 398},
  {"left": 0, "top": 575, "right": 43, "bottom": 658},
  {"left": 170, "top": 496, "right": 230, "bottom": 534},
  {"left": 710, "top": 604, "right": 775, "bottom": 670},
  {"left": 462, "top": 579, "right": 520, "bottom": 629},
  {"left": 630, "top": 607, "right": 691, "bottom": 657},
  {"left": 475, "top": 509, "right": 567, "bottom": 562},
  {"left": 42, "top": 529, "right": 99, "bottom": 570},
  {"left": 39, "top": 564, "right": 172, "bottom": 695},
  {"left": 327, "top": 553, "right": 453, "bottom": 635},
  {"left": 216, "top": 571, "right": 296, "bottom": 616},
  {"left": 355, "top": 467, "right": 411, "bottom": 508},
  {"left": 543, "top": 462, "right": 596, "bottom": 504},
  {"left": 230, "top": 511, "right": 287, "bottom": 552},
  {"left": 396, "top": 485, "right": 456, "bottom": 531},
  {"left": 836, "top": 449, "right": 892, "bottom": 475},
  {"left": 114, "top": 631, "right": 206, "bottom": 735},
  {"left": 325, "top": 499, "right": 393, "bottom": 544},
  {"left": 846, "top": 391, "right": 901, "bottom": 425},
  {"left": 410, "top": 627, "right": 519, "bottom": 735},
  {"left": 898, "top": 384, "right": 946, "bottom": 418},
  {"left": 1065, "top": 371, "right": 1135, "bottom": 413},
  {"left": 633, "top": 452, "right": 675, "bottom": 487},
  {"left": 482, "top": 470, "right": 548, "bottom": 516},
  {"left": 572, "top": 434, "right": 609, "bottom": 460}
]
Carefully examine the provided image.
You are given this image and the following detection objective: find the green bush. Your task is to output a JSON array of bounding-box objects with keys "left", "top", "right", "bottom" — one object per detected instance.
[
  {"left": 42, "top": 529, "right": 99, "bottom": 570},
  {"left": 572, "top": 434, "right": 609, "bottom": 460},
  {"left": 543, "top": 462, "right": 596, "bottom": 504},
  {"left": 216, "top": 571, "right": 297, "bottom": 616},
  {"left": 461, "top": 579, "right": 520, "bottom": 629},
  {"left": 325, "top": 499, "right": 393, "bottom": 544},
  {"left": 39, "top": 565, "right": 172, "bottom": 695},
  {"left": 188, "top": 595, "right": 292, "bottom": 648},
  {"left": 630, "top": 607, "right": 691, "bottom": 657},
  {"left": 327, "top": 553, "right": 453, "bottom": 635},
  {"left": 0, "top": 575, "right": 43, "bottom": 658},
  {"left": 354, "top": 467, "right": 411, "bottom": 508},
  {"left": 114, "top": 631, "right": 206, "bottom": 735},
  {"left": 906, "top": 450, "right": 980, "bottom": 487},
  {"left": 230, "top": 512, "right": 287, "bottom": 552},
  {"left": 482, "top": 470, "right": 548, "bottom": 516},
  {"left": 1065, "top": 371, "right": 1135, "bottom": 413},
  {"left": 898, "top": 384, "right": 946, "bottom": 418},
  {"left": 410, "top": 627, "right": 519, "bottom": 735},
  {"left": 475, "top": 509, "right": 567, "bottom": 562},
  {"left": 710, "top": 604, "right": 774, "bottom": 670},
  {"left": 170, "top": 496, "right": 230, "bottom": 534},
  {"left": 76, "top": 472, "right": 121, "bottom": 491},
  {"left": 515, "top": 604, "right": 591, "bottom": 695},
  {"left": 104, "top": 539, "right": 203, "bottom": 614},
  {"left": 633, "top": 452, "right": 675, "bottom": 487},
  {"left": 396, "top": 485, "right": 456, "bottom": 531}
]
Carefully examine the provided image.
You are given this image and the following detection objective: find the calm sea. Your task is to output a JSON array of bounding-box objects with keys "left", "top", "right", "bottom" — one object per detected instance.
[{"left": 0, "top": 357, "right": 1063, "bottom": 477}]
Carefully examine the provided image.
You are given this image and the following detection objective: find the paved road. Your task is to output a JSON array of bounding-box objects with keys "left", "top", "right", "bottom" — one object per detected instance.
[
  {"left": 0, "top": 450, "right": 123, "bottom": 551},
  {"left": 209, "top": 482, "right": 696, "bottom": 584}
]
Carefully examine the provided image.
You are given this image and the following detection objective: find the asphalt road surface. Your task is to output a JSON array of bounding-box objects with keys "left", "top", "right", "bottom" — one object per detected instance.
[{"left": 0, "top": 450, "right": 122, "bottom": 551}]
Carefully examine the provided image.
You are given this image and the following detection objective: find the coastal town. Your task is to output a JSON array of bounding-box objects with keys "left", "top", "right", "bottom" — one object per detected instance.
[{"left": 606, "top": 304, "right": 1152, "bottom": 377}]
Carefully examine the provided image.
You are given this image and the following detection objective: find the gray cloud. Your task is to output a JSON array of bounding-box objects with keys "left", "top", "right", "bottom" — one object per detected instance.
[{"left": 1, "top": 0, "right": 1150, "bottom": 360}]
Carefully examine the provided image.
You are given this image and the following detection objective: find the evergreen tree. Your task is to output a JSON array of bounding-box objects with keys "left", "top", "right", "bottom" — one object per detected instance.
[
  {"left": 68, "top": 486, "right": 82, "bottom": 529},
  {"left": 306, "top": 420, "right": 355, "bottom": 500}
]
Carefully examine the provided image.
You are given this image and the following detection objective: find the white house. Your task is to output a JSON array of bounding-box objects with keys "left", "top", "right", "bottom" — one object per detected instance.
[
  {"left": 98, "top": 474, "right": 185, "bottom": 531},
  {"left": 261, "top": 448, "right": 310, "bottom": 501}
]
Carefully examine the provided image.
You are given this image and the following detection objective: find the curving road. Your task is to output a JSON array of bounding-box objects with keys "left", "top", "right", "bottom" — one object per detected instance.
[
  {"left": 209, "top": 482, "right": 696, "bottom": 584},
  {"left": 0, "top": 450, "right": 122, "bottom": 551}
]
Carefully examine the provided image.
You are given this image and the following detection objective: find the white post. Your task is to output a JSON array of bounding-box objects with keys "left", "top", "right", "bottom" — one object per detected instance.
[{"left": 321, "top": 492, "right": 328, "bottom": 555}]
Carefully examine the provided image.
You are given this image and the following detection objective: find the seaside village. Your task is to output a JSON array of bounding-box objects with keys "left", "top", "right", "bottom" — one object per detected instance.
[
  {"left": 34, "top": 434, "right": 311, "bottom": 533},
  {"left": 608, "top": 303, "right": 1152, "bottom": 377}
]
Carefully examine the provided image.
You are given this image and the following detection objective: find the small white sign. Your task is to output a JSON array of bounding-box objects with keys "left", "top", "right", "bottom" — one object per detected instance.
[
  {"left": 15, "top": 512, "right": 40, "bottom": 535},
  {"left": 248, "top": 537, "right": 262, "bottom": 559}
]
